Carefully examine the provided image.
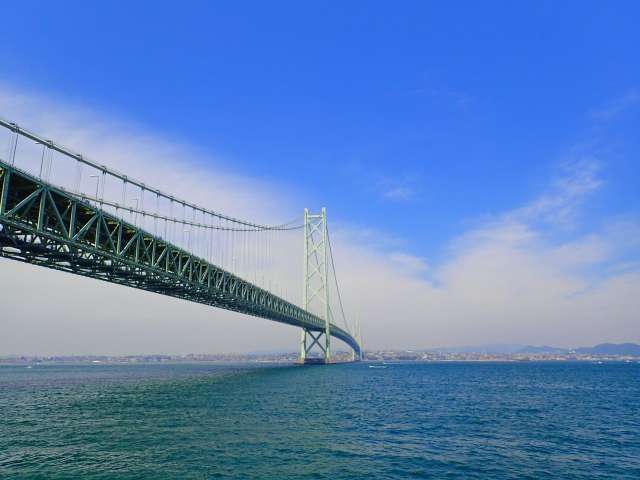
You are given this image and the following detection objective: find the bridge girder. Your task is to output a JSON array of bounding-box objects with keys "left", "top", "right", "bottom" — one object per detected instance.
[{"left": 0, "top": 161, "right": 361, "bottom": 356}]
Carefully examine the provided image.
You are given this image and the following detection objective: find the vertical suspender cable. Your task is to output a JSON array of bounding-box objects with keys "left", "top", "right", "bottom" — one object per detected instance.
[
  {"left": 76, "top": 160, "right": 83, "bottom": 194},
  {"left": 155, "top": 192, "right": 159, "bottom": 236},
  {"left": 9, "top": 129, "right": 18, "bottom": 166},
  {"left": 39, "top": 144, "right": 46, "bottom": 179}
]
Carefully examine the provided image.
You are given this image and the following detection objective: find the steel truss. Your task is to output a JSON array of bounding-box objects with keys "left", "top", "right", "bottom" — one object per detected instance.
[{"left": 0, "top": 160, "right": 361, "bottom": 355}]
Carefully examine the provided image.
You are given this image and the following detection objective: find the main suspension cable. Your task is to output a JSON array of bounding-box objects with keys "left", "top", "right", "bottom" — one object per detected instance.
[
  {"left": 0, "top": 117, "right": 296, "bottom": 230},
  {"left": 73, "top": 191, "right": 303, "bottom": 232},
  {"left": 327, "top": 228, "right": 352, "bottom": 335}
]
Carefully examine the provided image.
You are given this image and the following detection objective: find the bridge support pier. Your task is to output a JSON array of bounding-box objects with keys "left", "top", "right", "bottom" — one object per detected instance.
[{"left": 299, "top": 328, "right": 331, "bottom": 364}]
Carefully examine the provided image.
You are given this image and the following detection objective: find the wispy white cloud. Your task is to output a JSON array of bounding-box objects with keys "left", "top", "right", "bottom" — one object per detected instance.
[
  {"left": 0, "top": 84, "right": 308, "bottom": 355},
  {"left": 589, "top": 88, "right": 640, "bottom": 121},
  {"left": 0, "top": 84, "right": 292, "bottom": 223},
  {"left": 376, "top": 173, "right": 420, "bottom": 202},
  {"left": 510, "top": 158, "right": 602, "bottom": 227},
  {"left": 1, "top": 84, "right": 639, "bottom": 355},
  {"left": 340, "top": 159, "right": 420, "bottom": 202},
  {"left": 381, "top": 185, "right": 414, "bottom": 201},
  {"left": 389, "top": 252, "right": 428, "bottom": 274}
]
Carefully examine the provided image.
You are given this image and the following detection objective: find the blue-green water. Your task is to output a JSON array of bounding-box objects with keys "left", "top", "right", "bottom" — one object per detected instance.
[{"left": 1, "top": 362, "right": 639, "bottom": 479}]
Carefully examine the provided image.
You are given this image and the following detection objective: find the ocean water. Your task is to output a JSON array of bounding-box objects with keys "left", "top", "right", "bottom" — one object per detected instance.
[{"left": 0, "top": 361, "right": 638, "bottom": 479}]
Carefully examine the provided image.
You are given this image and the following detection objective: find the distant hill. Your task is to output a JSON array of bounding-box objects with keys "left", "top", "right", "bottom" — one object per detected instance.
[
  {"left": 574, "top": 343, "right": 640, "bottom": 356},
  {"left": 428, "top": 343, "right": 640, "bottom": 355}
]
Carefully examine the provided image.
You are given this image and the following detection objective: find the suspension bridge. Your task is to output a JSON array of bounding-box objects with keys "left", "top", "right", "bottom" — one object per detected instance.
[{"left": 0, "top": 118, "right": 362, "bottom": 363}]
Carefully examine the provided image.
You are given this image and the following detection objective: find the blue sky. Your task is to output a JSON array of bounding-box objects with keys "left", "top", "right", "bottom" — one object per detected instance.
[
  {"left": 2, "top": 1, "right": 637, "bottom": 260},
  {"left": 1, "top": 1, "right": 639, "bottom": 353}
]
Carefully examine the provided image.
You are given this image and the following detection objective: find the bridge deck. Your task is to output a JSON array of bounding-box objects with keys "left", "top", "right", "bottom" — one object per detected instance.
[{"left": 0, "top": 160, "right": 360, "bottom": 354}]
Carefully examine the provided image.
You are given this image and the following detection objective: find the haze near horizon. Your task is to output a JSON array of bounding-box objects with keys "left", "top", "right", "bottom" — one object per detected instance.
[{"left": 1, "top": 1, "right": 639, "bottom": 355}]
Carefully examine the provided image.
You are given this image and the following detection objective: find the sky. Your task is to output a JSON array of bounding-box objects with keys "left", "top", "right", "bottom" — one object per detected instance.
[{"left": 0, "top": 1, "right": 639, "bottom": 354}]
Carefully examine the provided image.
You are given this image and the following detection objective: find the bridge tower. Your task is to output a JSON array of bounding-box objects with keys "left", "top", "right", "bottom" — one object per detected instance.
[{"left": 300, "top": 208, "right": 331, "bottom": 364}]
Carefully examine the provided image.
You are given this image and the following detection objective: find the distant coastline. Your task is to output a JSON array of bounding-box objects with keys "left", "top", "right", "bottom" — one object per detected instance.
[{"left": 2, "top": 343, "right": 639, "bottom": 364}]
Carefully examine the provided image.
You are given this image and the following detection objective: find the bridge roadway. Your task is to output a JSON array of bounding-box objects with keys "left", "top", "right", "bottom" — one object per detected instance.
[{"left": 0, "top": 159, "right": 361, "bottom": 355}]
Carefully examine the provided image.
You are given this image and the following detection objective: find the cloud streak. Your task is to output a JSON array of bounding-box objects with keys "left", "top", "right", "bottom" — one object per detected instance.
[
  {"left": 375, "top": 173, "right": 420, "bottom": 202},
  {"left": 1, "top": 84, "right": 639, "bottom": 355},
  {"left": 509, "top": 159, "right": 602, "bottom": 227},
  {"left": 589, "top": 89, "right": 640, "bottom": 121}
]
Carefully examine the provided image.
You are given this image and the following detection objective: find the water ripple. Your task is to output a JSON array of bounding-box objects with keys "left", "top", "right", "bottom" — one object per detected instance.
[{"left": 0, "top": 362, "right": 639, "bottom": 479}]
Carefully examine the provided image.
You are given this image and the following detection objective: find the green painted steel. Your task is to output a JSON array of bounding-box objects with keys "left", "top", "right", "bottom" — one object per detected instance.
[
  {"left": 300, "top": 208, "right": 333, "bottom": 363},
  {"left": 0, "top": 160, "right": 361, "bottom": 356}
]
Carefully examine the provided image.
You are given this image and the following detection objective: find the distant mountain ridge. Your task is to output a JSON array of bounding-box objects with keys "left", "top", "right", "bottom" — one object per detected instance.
[
  {"left": 575, "top": 343, "right": 640, "bottom": 356},
  {"left": 430, "top": 343, "right": 640, "bottom": 356}
]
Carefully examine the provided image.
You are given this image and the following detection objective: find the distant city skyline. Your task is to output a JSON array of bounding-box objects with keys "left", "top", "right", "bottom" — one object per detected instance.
[
  {"left": 1, "top": 2, "right": 639, "bottom": 355},
  {"left": 3, "top": 342, "right": 640, "bottom": 365}
]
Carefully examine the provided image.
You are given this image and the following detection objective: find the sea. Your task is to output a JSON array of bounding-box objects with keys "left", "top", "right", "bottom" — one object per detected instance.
[{"left": 1, "top": 361, "right": 638, "bottom": 479}]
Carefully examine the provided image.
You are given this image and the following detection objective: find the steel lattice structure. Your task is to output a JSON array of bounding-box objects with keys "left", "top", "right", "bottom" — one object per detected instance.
[
  {"left": 300, "top": 208, "right": 331, "bottom": 363},
  {"left": 0, "top": 159, "right": 361, "bottom": 358}
]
